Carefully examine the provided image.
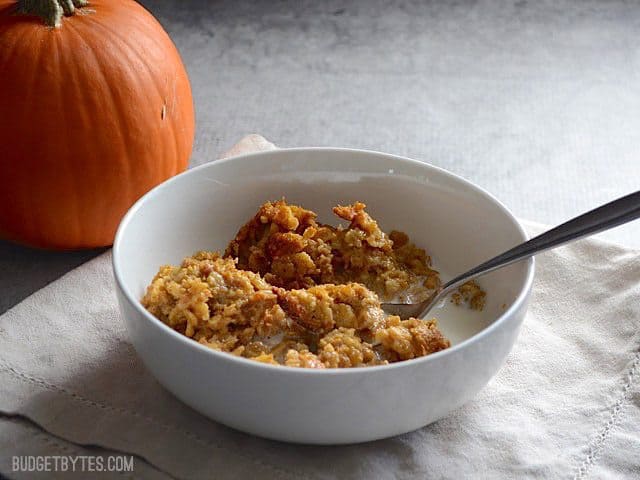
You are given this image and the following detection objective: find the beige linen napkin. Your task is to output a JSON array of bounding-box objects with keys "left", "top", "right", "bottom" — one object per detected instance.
[{"left": 0, "top": 136, "right": 639, "bottom": 479}]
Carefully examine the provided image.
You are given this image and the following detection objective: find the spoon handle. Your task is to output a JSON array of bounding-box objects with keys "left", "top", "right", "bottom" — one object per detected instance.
[{"left": 439, "top": 189, "right": 640, "bottom": 299}]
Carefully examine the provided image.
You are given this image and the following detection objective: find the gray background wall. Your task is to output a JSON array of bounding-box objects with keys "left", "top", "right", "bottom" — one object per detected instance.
[{"left": 2, "top": 0, "right": 639, "bottom": 313}]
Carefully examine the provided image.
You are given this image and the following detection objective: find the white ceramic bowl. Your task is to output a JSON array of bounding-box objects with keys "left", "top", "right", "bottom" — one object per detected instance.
[{"left": 113, "top": 148, "right": 534, "bottom": 444}]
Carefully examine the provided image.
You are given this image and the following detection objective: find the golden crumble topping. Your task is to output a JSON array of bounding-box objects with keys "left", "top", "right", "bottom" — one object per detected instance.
[
  {"left": 450, "top": 280, "right": 486, "bottom": 310},
  {"left": 142, "top": 200, "right": 486, "bottom": 368},
  {"left": 224, "top": 200, "right": 441, "bottom": 301}
]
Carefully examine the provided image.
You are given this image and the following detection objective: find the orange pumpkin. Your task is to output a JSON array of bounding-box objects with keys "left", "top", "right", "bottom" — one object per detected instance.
[{"left": 0, "top": 0, "right": 195, "bottom": 249}]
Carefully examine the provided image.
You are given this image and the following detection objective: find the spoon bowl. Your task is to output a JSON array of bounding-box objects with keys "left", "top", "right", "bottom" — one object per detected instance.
[{"left": 382, "top": 189, "right": 640, "bottom": 319}]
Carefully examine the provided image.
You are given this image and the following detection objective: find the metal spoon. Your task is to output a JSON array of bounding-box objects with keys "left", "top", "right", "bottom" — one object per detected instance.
[{"left": 382, "top": 190, "right": 640, "bottom": 319}]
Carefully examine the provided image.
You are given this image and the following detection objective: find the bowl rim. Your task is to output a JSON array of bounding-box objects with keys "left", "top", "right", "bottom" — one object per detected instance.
[{"left": 113, "top": 147, "right": 535, "bottom": 375}]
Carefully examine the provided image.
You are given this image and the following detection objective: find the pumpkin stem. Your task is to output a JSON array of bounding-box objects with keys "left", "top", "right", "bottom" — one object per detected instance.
[{"left": 16, "top": 0, "right": 89, "bottom": 28}]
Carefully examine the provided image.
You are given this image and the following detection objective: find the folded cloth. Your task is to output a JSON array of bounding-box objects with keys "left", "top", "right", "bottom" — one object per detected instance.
[
  {"left": 0, "top": 414, "right": 172, "bottom": 480},
  {"left": 0, "top": 136, "right": 638, "bottom": 480}
]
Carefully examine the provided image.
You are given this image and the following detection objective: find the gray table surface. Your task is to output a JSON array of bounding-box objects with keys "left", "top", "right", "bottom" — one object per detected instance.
[{"left": 1, "top": 0, "right": 639, "bottom": 315}]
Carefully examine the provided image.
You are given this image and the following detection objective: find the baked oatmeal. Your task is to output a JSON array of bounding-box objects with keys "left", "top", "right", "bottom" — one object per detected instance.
[
  {"left": 142, "top": 200, "right": 485, "bottom": 369},
  {"left": 224, "top": 200, "right": 441, "bottom": 301},
  {"left": 450, "top": 280, "right": 486, "bottom": 310}
]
